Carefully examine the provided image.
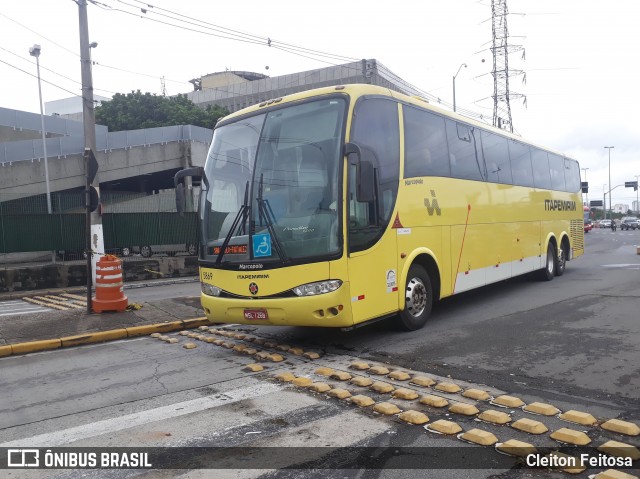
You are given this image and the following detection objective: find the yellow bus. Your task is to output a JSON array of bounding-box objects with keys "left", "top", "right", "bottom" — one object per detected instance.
[{"left": 175, "top": 84, "right": 584, "bottom": 331}]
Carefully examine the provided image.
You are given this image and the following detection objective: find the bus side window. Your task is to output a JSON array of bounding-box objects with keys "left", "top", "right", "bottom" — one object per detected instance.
[
  {"left": 548, "top": 153, "right": 566, "bottom": 191},
  {"left": 446, "top": 120, "right": 485, "bottom": 181},
  {"left": 531, "top": 149, "right": 552, "bottom": 190},
  {"left": 481, "top": 130, "right": 512, "bottom": 184},
  {"left": 563, "top": 158, "right": 581, "bottom": 192},
  {"left": 508, "top": 140, "right": 534, "bottom": 187},
  {"left": 403, "top": 105, "right": 450, "bottom": 178}
]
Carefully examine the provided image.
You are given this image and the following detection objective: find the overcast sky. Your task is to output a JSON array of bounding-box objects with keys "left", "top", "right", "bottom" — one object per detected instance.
[{"left": 1, "top": 0, "right": 639, "bottom": 208}]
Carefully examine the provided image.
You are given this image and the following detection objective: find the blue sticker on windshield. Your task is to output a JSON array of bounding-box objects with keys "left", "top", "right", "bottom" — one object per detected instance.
[{"left": 252, "top": 233, "right": 272, "bottom": 258}]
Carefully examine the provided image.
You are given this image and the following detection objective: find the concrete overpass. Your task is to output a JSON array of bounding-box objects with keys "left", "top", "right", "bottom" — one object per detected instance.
[{"left": 0, "top": 107, "right": 212, "bottom": 200}]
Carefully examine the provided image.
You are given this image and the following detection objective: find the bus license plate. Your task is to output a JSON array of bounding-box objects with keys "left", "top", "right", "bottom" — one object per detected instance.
[{"left": 244, "top": 309, "right": 268, "bottom": 320}]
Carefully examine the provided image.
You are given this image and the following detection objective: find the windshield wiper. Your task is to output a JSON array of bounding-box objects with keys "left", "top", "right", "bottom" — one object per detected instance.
[
  {"left": 215, "top": 181, "right": 249, "bottom": 265},
  {"left": 256, "top": 173, "right": 288, "bottom": 262}
]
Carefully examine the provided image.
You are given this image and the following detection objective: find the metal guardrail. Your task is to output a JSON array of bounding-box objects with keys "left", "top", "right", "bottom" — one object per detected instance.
[{"left": 0, "top": 124, "right": 212, "bottom": 164}]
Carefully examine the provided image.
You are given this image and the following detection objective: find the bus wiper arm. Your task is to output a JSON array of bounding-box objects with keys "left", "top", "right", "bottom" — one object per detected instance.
[
  {"left": 257, "top": 173, "right": 288, "bottom": 262},
  {"left": 216, "top": 181, "right": 250, "bottom": 265}
]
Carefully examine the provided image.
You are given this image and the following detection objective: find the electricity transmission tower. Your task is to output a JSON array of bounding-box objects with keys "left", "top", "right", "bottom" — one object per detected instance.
[{"left": 491, "top": 0, "right": 526, "bottom": 132}]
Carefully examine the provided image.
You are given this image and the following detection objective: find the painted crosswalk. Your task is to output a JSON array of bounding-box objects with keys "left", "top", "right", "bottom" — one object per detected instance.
[
  {"left": 0, "top": 293, "right": 87, "bottom": 316},
  {"left": 0, "top": 299, "right": 50, "bottom": 317}
]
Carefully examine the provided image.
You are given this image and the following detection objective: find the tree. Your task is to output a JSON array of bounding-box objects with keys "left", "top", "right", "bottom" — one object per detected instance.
[{"left": 95, "top": 91, "right": 227, "bottom": 131}]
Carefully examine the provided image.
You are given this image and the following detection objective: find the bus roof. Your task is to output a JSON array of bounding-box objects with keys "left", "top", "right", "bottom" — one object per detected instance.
[{"left": 216, "top": 83, "right": 575, "bottom": 162}]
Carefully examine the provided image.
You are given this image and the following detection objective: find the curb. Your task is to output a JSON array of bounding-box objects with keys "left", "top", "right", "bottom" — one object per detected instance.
[{"left": 0, "top": 317, "right": 210, "bottom": 358}]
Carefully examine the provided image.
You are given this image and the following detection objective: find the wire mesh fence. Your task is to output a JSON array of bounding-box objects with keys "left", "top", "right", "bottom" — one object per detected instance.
[{"left": 0, "top": 190, "right": 200, "bottom": 266}]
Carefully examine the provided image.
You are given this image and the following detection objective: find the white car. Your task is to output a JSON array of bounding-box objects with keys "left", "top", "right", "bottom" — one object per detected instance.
[{"left": 600, "top": 219, "right": 612, "bottom": 228}]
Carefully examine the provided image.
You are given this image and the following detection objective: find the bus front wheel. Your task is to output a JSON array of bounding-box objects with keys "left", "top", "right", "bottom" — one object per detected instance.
[
  {"left": 398, "top": 265, "right": 433, "bottom": 331},
  {"left": 537, "top": 243, "right": 557, "bottom": 281}
]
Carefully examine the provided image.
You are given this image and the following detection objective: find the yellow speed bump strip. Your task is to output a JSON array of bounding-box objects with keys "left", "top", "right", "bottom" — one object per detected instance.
[
  {"left": 545, "top": 452, "right": 586, "bottom": 474},
  {"left": 373, "top": 402, "right": 401, "bottom": 415},
  {"left": 595, "top": 469, "right": 640, "bottom": 479},
  {"left": 495, "top": 439, "right": 536, "bottom": 457},
  {"left": 511, "top": 418, "right": 548, "bottom": 435},
  {"left": 550, "top": 427, "right": 591, "bottom": 446},
  {"left": 426, "top": 419, "right": 462, "bottom": 435},
  {"left": 601, "top": 419, "right": 640, "bottom": 436},
  {"left": 350, "top": 376, "right": 374, "bottom": 387},
  {"left": 350, "top": 395, "right": 376, "bottom": 408},
  {"left": 559, "top": 410, "right": 597, "bottom": 426},
  {"left": 459, "top": 429, "right": 499, "bottom": 446},
  {"left": 522, "top": 402, "right": 560, "bottom": 416},
  {"left": 23, "top": 297, "right": 68, "bottom": 311},
  {"left": 434, "top": 382, "right": 461, "bottom": 393},
  {"left": 597, "top": 440, "right": 640, "bottom": 460},
  {"left": 410, "top": 376, "right": 436, "bottom": 387},
  {"left": 398, "top": 410, "right": 429, "bottom": 425},
  {"left": 491, "top": 395, "right": 525, "bottom": 408},
  {"left": 462, "top": 389, "right": 491, "bottom": 401},
  {"left": 419, "top": 395, "right": 449, "bottom": 408},
  {"left": 477, "top": 410, "right": 512, "bottom": 425}
]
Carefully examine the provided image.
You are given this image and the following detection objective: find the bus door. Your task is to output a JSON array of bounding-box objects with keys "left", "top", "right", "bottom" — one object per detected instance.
[
  {"left": 345, "top": 97, "right": 402, "bottom": 324},
  {"left": 346, "top": 161, "right": 399, "bottom": 323}
]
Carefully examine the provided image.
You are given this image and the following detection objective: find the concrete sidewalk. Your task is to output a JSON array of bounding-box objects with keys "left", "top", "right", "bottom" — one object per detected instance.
[{"left": 0, "top": 279, "right": 209, "bottom": 357}]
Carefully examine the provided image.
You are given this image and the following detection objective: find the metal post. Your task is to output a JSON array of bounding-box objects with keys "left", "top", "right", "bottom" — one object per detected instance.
[
  {"left": 603, "top": 184, "right": 607, "bottom": 221},
  {"left": 29, "top": 44, "right": 55, "bottom": 263},
  {"left": 635, "top": 174, "right": 639, "bottom": 215},
  {"left": 581, "top": 167, "right": 589, "bottom": 206},
  {"left": 604, "top": 146, "right": 614, "bottom": 221},
  {"left": 78, "top": 0, "right": 103, "bottom": 313},
  {"left": 453, "top": 63, "right": 467, "bottom": 113}
]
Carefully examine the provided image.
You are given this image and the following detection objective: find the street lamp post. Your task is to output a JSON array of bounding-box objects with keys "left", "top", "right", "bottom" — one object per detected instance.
[
  {"left": 604, "top": 146, "right": 614, "bottom": 220},
  {"left": 581, "top": 167, "right": 589, "bottom": 206},
  {"left": 30, "top": 44, "right": 55, "bottom": 264},
  {"left": 453, "top": 63, "right": 467, "bottom": 113},
  {"left": 635, "top": 174, "right": 639, "bottom": 215},
  {"left": 29, "top": 44, "right": 52, "bottom": 216}
]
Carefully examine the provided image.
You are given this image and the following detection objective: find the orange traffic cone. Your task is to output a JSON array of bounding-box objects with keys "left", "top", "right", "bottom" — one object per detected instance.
[{"left": 92, "top": 254, "right": 128, "bottom": 313}]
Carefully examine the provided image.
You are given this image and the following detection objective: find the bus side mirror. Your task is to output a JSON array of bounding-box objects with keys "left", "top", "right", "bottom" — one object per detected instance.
[
  {"left": 344, "top": 142, "right": 361, "bottom": 165},
  {"left": 175, "top": 183, "right": 186, "bottom": 216},
  {"left": 356, "top": 160, "right": 375, "bottom": 203},
  {"left": 174, "top": 167, "right": 204, "bottom": 217},
  {"left": 581, "top": 181, "right": 589, "bottom": 193}
]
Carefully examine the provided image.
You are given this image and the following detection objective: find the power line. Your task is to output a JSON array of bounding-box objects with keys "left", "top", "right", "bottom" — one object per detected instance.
[
  {"left": 0, "top": 12, "right": 79, "bottom": 58},
  {"left": 0, "top": 58, "right": 80, "bottom": 98}
]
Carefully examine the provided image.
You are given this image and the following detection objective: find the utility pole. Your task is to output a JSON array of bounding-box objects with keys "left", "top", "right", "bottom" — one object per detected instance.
[
  {"left": 78, "top": 0, "right": 103, "bottom": 313},
  {"left": 490, "top": 0, "right": 526, "bottom": 133}
]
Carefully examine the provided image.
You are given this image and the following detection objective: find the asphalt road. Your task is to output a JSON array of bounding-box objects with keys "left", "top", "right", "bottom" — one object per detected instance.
[{"left": 1, "top": 228, "right": 638, "bottom": 478}]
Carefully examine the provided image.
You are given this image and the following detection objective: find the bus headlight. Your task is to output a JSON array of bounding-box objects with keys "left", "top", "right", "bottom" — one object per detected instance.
[
  {"left": 293, "top": 280, "right": 343, "bottom": 297},
  {"left": 201, "top": 282, "right": 222, "bottom": 297}
]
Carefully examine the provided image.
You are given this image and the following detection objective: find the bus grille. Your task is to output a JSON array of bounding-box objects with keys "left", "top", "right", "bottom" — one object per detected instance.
[{"left": 570, "top": 219, "right": 584, "bottom": 252}]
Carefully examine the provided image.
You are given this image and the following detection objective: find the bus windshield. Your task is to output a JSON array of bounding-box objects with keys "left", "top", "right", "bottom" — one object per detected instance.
[{"left": 201, "top": 97, "right": 346, "bottom": 265}]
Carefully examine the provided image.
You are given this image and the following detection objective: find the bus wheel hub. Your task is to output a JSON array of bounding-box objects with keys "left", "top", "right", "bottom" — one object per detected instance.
[{"left": 406, "top": 278, "right": 427, "bottom": 317}]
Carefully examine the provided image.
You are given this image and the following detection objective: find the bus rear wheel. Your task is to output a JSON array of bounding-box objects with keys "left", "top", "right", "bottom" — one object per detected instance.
[
  {"left": 537, "top": 243, "right": 557, "bottom": 281},
  {"left": 398, "top": 265, "right": 433, "bottom": 331},
  {"left": 556, "top": 242, "right": 567, "bottom": 276}
]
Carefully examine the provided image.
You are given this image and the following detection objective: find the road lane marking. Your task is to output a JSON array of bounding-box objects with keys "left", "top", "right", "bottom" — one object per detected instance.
[{"left": 0, "top": 383, "right": 282, "bottom": 447}]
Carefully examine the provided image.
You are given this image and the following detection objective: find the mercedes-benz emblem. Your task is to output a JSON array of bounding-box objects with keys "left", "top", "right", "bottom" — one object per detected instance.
[{"left": 249, "top": 282, "right": 259, "bottom": 295}]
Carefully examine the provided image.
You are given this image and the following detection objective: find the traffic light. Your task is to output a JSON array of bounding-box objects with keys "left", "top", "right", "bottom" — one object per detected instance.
[{"left": 624, "top": 181, "right": 638, "bottom": 191}]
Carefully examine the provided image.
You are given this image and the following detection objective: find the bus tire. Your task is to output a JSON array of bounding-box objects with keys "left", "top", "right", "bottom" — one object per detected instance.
[
  {"left": 397, "top": 265, "right": 432, "bottom": 331},
  {"left": 537, "top": 243, "right": 556, "bottom": 281},
  {"left": 556, "top": 242, "right": 567, "bottom": 277}
]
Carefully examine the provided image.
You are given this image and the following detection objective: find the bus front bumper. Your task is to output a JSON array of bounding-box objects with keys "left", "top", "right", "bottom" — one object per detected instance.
[{"left": 200, "top": 286, "right": 354, "bottom": 328}]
